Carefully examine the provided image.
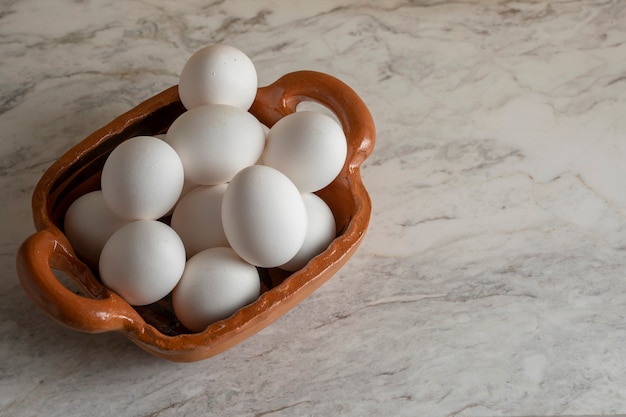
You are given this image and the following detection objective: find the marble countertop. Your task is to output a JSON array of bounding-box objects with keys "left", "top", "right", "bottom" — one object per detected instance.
[{"left": 3, "top": 0, "right": 626, "bottom": 416}]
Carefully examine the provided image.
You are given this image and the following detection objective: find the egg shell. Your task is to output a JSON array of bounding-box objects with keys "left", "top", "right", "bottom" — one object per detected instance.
[
  {"left": 165, "top": 104, "right": 266, "bottom": 185},
  {"left": 263, "top": 111, "right": 348, "bottom": 193},
  {"left": 280, "top": 193, "right": 337, "bottom": 272},
  {"left": 178, "top": 43, "right": 258, "bottom": 110},
  {"left": 222, "top": 165, "right": 307, "bottom": 268},
  {"left": 99, "top": 220, "right": 186, "bottom": 306},
  {"left": 255, "top": 123, "right": 270, "bottom": 165},
  {"left": 171, "top": 184, "right": 229, "bottom": 258},
  {"left": 100, "top": 136, "right": 185, "bottom": 220},
  {"left": 172, "top": 247, "right": 261, "bottom": 332},
  {"left": 63, "top": 190, "right": 130, "bottom": 269},
  {"left": 156, "top": 134, "right": 198, "bottom": 215},
  {"left": 164, "top": 179, "right": 197, "bottom": 217}
]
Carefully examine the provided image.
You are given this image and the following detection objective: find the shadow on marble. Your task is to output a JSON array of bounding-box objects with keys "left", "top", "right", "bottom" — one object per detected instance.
[{"left": 8, "top": 286, "right": 157, "bottom": 363}]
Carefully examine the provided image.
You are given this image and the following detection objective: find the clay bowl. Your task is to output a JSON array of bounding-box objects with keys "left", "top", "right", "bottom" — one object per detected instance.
[{"left": 16, "top": 70, "right": 375, "bottom": 362}]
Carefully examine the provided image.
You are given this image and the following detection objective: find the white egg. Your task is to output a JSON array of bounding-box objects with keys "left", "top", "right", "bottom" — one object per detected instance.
[
  {"left": 280, "top": 193, "right": 336, "bottom": 272},
  {"left": 166, "top": 104, "right": 266, "bottom": 185},
  {"left": 163, "top": 179, "right": 197, "bottom": 217},
  {"left": 178, "top": 43, "right": 258, "bottom": 110},
  {"left": 222, "top": 165, "right": 307, "bottom": 268},
  {"left": 99, "top": 220, "right": 186, "bottom": 306},
  {"left": 255, "top": 123, "right": 270, "bottom": 165},
  {"left": 156, "top": 134, "right": 198, "bottom": 215},
  {"left": 172, "top": 247, "right": 261, "bottom": 332},
  {"left": 100, "top": 136, "right": 185, "bottom": 220},
  {"left": 63, "top": 190, "right": 130, "bottom": 269},
  {"left": 171, "top": 184, "right": 229, "bottom": 258},
  {"left": 263, "top": 111, "right": 348, "bottom": 193}
]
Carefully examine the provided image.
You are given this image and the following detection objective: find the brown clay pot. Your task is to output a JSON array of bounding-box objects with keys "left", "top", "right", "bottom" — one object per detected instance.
[{"left": 16, "top": 70, "right": 376, "bottom": 362}]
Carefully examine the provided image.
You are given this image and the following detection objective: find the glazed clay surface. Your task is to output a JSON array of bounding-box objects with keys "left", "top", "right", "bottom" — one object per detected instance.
[{"left": 16, "top": 71, "right": 375, "bottom": 362}]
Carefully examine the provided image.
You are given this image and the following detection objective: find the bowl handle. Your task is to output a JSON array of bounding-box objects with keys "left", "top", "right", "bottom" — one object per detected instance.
[
  {"left": 250, "top": 70, "right": 376, "bottom": 170},
  {"left": 16, "top": 229, "right": 132, "bottom": 333}
]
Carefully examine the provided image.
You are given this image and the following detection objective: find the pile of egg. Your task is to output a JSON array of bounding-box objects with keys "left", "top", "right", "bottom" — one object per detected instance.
[{"left": 63, "top": 44, "right": 347, "bottom": 332}]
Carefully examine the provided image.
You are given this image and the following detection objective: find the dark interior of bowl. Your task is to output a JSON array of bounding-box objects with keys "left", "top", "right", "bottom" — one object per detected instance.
[{"left": 44, "top": 96, "right": 357, "bottom": 337}]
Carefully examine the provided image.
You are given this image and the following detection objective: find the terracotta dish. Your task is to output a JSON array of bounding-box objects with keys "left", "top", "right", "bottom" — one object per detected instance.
[{"left": 16, "top": 70, "right": 376, "bottom": 362}]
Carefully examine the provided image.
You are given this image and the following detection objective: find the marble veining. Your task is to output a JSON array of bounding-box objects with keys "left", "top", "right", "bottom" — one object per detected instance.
[{"left": 3, "top": 0, "right": 626, "bottom": 416}]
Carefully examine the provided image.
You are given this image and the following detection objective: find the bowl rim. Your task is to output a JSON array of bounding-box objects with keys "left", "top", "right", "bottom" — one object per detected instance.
[{"left": 16, "top": 70, "right": 376, "bottom": 362}]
